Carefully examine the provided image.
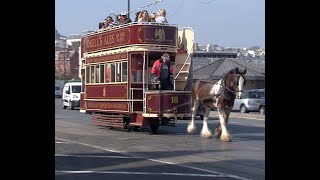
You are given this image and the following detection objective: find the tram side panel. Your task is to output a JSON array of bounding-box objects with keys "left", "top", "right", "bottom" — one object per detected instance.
[{"left": 84, "top": 84, "right": 129, "bottom": 113}]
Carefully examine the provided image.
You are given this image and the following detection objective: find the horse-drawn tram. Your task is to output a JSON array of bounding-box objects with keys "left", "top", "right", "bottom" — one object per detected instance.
[{"left": 79, "top": 22, "right": 195, "bottom": 133}]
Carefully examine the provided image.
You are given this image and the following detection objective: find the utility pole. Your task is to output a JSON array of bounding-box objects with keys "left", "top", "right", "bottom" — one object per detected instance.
[
  {"left": 128, "top": 0, "right": 130, "bottom": 18},
  {"left": 64, "top": 40, "right": 67, "bottom": 85}
]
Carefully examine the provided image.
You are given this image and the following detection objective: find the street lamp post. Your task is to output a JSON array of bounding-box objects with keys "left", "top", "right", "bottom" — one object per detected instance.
[{"left": 64, "top": 41, "right": 67, "bottom": 84}]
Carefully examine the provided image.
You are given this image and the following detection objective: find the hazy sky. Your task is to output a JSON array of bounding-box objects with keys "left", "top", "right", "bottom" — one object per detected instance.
[{"left": 55, "top": 0, "right": 264, "bottom": 48}]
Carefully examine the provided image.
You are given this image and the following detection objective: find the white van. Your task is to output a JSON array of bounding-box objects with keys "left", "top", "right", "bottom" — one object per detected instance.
[{"left": 62, "top": 81, "right": 82, "bottom": 110}]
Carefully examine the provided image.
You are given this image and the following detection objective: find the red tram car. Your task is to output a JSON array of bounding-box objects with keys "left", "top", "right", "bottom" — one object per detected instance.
[{"left": 79, "top": 22, "right": 194, "bottom": 133}]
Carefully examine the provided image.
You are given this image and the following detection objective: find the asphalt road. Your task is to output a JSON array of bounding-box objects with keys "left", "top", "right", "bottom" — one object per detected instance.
[{"left": 55, "top": 98, "right": 265, "bottom": 180}]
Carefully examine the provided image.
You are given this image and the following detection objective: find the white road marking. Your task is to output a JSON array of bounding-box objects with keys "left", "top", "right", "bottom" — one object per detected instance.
[
  {"left": 230, "top": 121, "right": 265, "bottom": 127},
  {"left": 55, "top": 137, "right": 252, "bottom": 180},
  {"left": 229, "top": 115, "right": 264, "bottom": 121},
  {"left": 55, "top": 141, "right": 71, "bottom": 144},
  {"left": 117, "top": 137, "right": 141, "bottom": 140},
  {"left": 55, "top": 154, "right": 139, "bottom": 159},
  {"left": 247, "top": 147, "right": 261, "bottom": 150},
  {"left": 55, "top": 170, "right": 243, "bottom": 178}
]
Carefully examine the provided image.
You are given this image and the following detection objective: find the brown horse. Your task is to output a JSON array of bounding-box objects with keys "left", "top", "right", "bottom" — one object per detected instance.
[{"left": 187, "top": 67, "right": 246, "bottom": 142}]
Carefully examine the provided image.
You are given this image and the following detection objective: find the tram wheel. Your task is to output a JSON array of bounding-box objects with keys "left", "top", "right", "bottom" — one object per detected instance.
[
  {"left": 150, "top": 125, "right": 159, "bottom": 134},
  {"left": 149, "top": 118, "right": 160, "bottom": 134},
  {"left": 133, "top": 126, "right": 140, "bottom": 132}
]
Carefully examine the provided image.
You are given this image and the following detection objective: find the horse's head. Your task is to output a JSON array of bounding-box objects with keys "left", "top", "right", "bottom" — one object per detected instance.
[
  {"left": 234, "top": 68, "right": 246, "bottom": 98},
  {"left": 224, "top": 67, "right": 246, "bottom": 98}
]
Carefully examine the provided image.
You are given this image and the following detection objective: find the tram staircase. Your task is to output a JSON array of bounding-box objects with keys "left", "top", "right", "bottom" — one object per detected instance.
[
  {"left": 91, "top": 113, "right": 125, "bottom": 128},
  {"left": 174, "top": 27, "right": 194, "bottom": 91}
]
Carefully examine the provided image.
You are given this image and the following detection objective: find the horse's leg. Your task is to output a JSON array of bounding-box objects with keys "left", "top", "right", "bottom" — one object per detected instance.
[
  {"left": 224, "top": 109, "right": 232, "bottom": 138},
  {"left": 200, "top": 105, "right": 212, "bottom": 138},
  {"left": 213, "top": 101, "right": 221, "bottom": 138},
  {"left": 187, "top": 101, "right": 199, "bottom": 134},
  {"left": 225, "top": 109, "right": 231, "bottom": 125},
  {"left": 218, "top": 108, "right": 232, "bottom": 142},
  {"left": 213, "top": 124, "right": 222, "bottom": 138}
]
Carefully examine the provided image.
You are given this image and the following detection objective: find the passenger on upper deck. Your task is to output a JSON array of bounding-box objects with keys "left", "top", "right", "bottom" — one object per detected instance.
[
  {"left": 100, "top": 16, "right": 117, "bottom": 29},
  {"left": 137, "top": 10, "right": 150, "bottom": 22},
  {"left": 118, "top": 12, "right": 132, "bottom": 25},
  {"left": 155, "top": 9, "right": 168, "bottom": 24},
  {"left": 151, "top": 53, "right": 174, "bottom": 90},
  {"left": 149, "top": 13, "right": 157, "bottom": 22},
  {"left": 134, "top": 11, "right": 141, "bottom": 22}
]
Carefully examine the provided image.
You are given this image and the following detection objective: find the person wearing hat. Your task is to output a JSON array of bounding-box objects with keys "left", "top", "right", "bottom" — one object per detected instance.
[
  {"left": 151, "top": 53, "right": 174, "bottom": 90},
  {"left": 118, "top": 12, "right": 132, "bottom": 25}
]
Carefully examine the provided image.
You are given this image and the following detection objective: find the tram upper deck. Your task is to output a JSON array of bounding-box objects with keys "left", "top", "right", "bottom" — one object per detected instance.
[{"left": 80, "top": 22, "right": 180, "bottom": 58}]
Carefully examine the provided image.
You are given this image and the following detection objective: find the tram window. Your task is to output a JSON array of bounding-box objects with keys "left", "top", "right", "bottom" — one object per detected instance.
[
  {"left": 131, "top": 56, "right": 143, "bottom": 83},
  {"left": 110, "top": 64, "right": 115, "bottom": 82},
  {"left": 95, "top": 65, "right": 100, "bottom": 83},
  {"left": 122, "top": 62, "right": 127, "bottom": 82},
  {"left": 105, "top": 63, "right": 111, "bottom": 83},
  {"left": 85, "top": 66, "right": 89, "bottom": 84},
  {"left": 90, "top": 66, "right": 95, "bottom": 83},
  {"left": 116, "top": 62, "right": 121, "bottom": 82},
  {"left": 100, "top": 64, "right": 105, "bottom": 83}
]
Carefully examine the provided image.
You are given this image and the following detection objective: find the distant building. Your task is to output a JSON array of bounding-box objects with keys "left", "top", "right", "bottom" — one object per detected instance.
[
  {"left": 67, "top": 34, "right": 81, "bottom": 46},
  {"left": 193, "top": 58, "right": 265, "bottom": 90}
]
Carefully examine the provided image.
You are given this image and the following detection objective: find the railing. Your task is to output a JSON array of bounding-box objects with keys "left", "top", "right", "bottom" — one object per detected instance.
[
  {"left": 81, "top": 22, "right": 178, "bottom": 37},
  {"left": 130, "top": 88, "right": 144, "bottom": 112}
]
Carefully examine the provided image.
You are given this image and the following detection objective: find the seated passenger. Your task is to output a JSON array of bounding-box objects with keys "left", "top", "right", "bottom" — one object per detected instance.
[
  {"left": 102, "top": 16, "right": 117, "bottom": 29},
  {"left": 134, "top": 11, "right": 141, "bottom": 22},
  {"left": 155, "top": 9, "right": 168, "bottom": 24},
  {"left": 118, "top": 12, "right": 132, "bottom": 25},
  {"left": 138, "top": 10, "right": 149, "bottom": 22},
  {"left": 149, "top": 13, "right": 157, "bottom": 22}
]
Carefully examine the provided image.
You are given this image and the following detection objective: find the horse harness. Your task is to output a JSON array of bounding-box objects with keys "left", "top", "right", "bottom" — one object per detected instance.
[
  {"left": 164, "top": 75, "right": 244, "bottom": 112},
  {"left": 197, "top": 76, "right": 242, "bottom": 110}
]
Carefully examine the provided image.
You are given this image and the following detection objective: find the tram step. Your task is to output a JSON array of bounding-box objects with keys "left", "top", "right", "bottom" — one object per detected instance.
[
  {"left": 92, "top": 116, "right": 123, "bottom": 120},
  {"left": 92, "top": 118, "right": 123, "bottom": 123},
  {"left": 93, "top": 122, "right": 124, "bottom": 128},
  {"left": 95, "top": 114, "right": 125, "bottom": 118},
  {"left": 129, "top": 122, "right": 142, "bottom": 126},
  {"left": 92, "top": 119, "right": 123, "bottom": 126}
]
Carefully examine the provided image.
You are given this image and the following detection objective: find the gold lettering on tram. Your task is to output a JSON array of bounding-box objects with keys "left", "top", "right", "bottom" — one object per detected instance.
[
  {"left": 87, "top": 102, "right": 127, "bottom": 110},
  {"left": 116, "top": 32, "right": 126, "bottom": 43},
  {"left": 99, "top": 36, "right": 103, "bottom": 46},
  {"left": 105, "top": 34, "right": 115, "bottom": 45}
]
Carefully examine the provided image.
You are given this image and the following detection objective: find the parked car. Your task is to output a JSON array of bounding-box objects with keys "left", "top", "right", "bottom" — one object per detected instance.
[
  {"left": 62, "top": 81, "right": 82, "bottom": 110},
  {"left": 232, "top": 89, "right": 265, "bottom": 113},
  {"left": 55, "top": 86, "right": 62, "bottom": 98}
]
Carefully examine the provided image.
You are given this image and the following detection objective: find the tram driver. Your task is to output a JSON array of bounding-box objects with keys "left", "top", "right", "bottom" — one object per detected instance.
[{"left": 151, "top": 53, "right": 173, "bottom": 90}]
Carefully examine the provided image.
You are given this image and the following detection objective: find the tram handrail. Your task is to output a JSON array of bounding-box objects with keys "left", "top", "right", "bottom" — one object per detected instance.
[
  {"left": 174, "top": 43, "right": 193, "bottom": 79},
  {"left": 143, "top": 51, "right": 146, "bottom": 114},
  {"left": 174, "top": 40, "right": 194, "bottom": 91}
]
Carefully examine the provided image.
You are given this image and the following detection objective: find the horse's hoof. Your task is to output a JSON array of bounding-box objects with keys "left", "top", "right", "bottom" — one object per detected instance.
[
  {"left": 222, "top": 138, "right": 232, "bottom": 142},
  {"left": 187, "top": 126, "right": 196, "bottom": 134},
  {"left": 201, "top": 132, "right": 212, "bottom": 139},
  {"left": 220, "top": 135, "right": 232, "bottom": 142}
]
